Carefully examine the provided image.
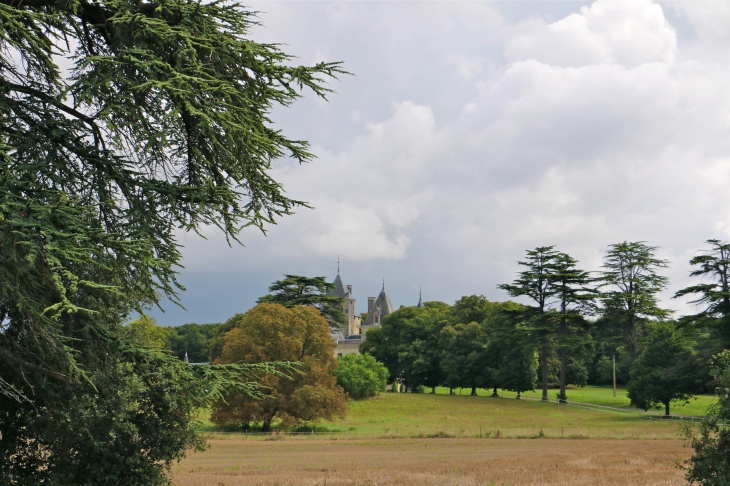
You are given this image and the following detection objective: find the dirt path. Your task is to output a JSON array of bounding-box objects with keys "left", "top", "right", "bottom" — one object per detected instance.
[{"left": 171, "top": 437, "right": 690, "bottom": 485}]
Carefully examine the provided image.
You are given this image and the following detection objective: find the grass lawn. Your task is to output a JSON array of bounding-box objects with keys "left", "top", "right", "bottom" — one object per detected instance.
[
  {"left": 428, "top": 385, "right": 717, "bottom": 417},
  {"left": 325, "top": 392, "right": 696, "bottom": 439},
  {"left": 197, "top": 385, "right": 716, "bottom": 439}
]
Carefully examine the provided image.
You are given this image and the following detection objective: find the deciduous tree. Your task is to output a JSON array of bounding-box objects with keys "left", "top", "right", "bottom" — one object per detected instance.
[
  {"left": 627, "top": 322, "right": 702, "bottom": 416},
  {"left": 166, "top": 322, "right": 221, "bottom": 363},
  {"left": 439, "top": 322, "right": 492, "bottom": 395},
  {"left": 211, "top": 304, "right": 346, "bottom": 431},
  {"left": 483, "top": 302, "right": 537, "bottom": 398},
  {"left": 360, "top": 302, "right": 451, "bottom": 391}
]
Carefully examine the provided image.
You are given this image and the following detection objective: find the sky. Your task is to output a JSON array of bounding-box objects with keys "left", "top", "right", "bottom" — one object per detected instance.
[{"left": 151, "top": 0, "right": 730, "bottom": 326}]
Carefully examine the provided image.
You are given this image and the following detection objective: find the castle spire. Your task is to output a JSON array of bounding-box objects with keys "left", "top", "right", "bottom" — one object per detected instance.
[
  {"left": 337, "top": 255, "right": 340, "bottom": 275},
  {"left": 417, "top": 287, "right": 426, "bottom": 308},
  {"left": 382, "top": 279, "right": 385, "bottom": 291}
]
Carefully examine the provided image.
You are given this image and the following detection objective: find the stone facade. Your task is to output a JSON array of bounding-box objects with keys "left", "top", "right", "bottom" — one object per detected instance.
[
  {"left": 326, "top": 273, "right": 361, "bottom": 337},
  {"left": 330, "top": 271, "right": 412, "bottom": 357}
]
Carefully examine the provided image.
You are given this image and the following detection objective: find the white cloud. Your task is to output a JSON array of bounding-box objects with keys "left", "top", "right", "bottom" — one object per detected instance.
[
  {"left": 161, "top": 0, "right": 730, "bottom": 324},
  {"left": 665, "top": 0, "right": 730, "bottom": 43},
  {"left": 506, "top": 0, "right": 676, "bottom": 67}
]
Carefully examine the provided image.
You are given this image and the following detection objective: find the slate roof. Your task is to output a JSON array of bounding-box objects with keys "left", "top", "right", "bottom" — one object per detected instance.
[
  {"left": 327, "top": 274, "right": 350, "bottom": 299},
  {"left": 363, "top": 285, "right": 395, "bottom": 326},
  {"left": 376, "top": 288, "right": 395, "bottom": 316}
]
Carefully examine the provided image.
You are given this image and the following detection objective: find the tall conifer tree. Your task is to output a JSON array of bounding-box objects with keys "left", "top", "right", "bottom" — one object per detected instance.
[{"left": 499, "top": 246, "right": 560, "bottom": 401}]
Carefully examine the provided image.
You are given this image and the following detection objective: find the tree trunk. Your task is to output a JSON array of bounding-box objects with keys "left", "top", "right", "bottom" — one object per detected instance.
[
  {"left": 262, "top": 418, "right": 272, "bottom": 433},
  {"left": 516, "top": 391, "right": 521, "bottom": 400},
  {"left": 559, "top": 348, "right": 567, "bottom": 404},
  {"left": 665, "top": 401, "right": 670, "bottom": 417},
  {"left": 627, "top": 316, "right": 638, "bottom": 407},
  {"left": 492, "top": 386, "right": 498, "bottom": 397},
  {"left": 431, "top": 386, "right": 436, "bottom": 394},
  {"left": 449, "top": 387, "right": 454, "bottom": 395},
  {"left": 471, "top": 387, "right": 477, "bottom": 396},
  {"left": 541, "top": 345, "right": 549, "bottom": 402}
]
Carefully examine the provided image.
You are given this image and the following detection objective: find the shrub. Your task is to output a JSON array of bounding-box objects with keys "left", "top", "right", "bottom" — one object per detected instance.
[{"left": 334, "top": 354, "right": 389, "bottom": 400}]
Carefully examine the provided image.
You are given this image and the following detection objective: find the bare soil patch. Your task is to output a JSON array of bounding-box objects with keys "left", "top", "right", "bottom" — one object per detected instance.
[{"left": 171, "top": 437, "right": 689, "bottom": 485}]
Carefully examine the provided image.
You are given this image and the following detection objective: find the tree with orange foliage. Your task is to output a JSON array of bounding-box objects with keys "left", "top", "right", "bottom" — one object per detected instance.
[{"left": 211, "top": 304, "right": 346, "bottom": 431}]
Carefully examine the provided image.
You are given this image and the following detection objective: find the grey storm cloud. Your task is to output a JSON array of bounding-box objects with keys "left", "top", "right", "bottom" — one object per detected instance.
[{"left": 151, "top": 0, "right": 730, "bottom": 326}]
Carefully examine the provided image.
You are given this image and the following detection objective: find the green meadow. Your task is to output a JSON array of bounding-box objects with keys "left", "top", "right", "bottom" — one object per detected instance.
[
  {"left": 199, "top": 385, "right": 717, "bottom": 439},
  {"left": 428, "top": 384, "right": 716, "bottom": 417}
]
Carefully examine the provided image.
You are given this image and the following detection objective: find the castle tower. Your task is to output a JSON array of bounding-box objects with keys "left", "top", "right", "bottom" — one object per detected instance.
[
  {"left": 361, "top": 280, "right": 395, "bottom": 340},
  {"left": 326, "top": 261, "right": 360, "bottom": 337}
]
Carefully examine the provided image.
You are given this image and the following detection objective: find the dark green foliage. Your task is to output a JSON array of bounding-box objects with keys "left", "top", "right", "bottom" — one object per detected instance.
[
  {"left": 360, "top": 302, "right": 451, "bottom": 390},
  {"left": 0, "top": 323, "right": 283, "bottom": 485},
  {"left": 451, "top": 295, "right": 493, "bottom": 325},
  {"left": 166, "top": 323, "right": 221, "bottom": 363},
  {"left": 498, "top": 246, "right": 561, "bottom": 401},
  {"left": 439, "top": 322, "right": 492, "bottom": 394},
  {"left": 0, "top": 0, "right": 340, "bottom": 481},
  {"left": 675, "top": 239, "right": 730, "bottom": 349},
  {"left": 627, "top": 322, "right": 703, "bottom": 416},
  {"left": 684, "top": 350, "right": 730, "bottom": 485},
  {"left": 258, "top": 275, "right": 346, "bottom": 329},
  {"left": 481, "top": 301, "right": 536, "bottom": 396},
  {"left": 333, "top": 354, "right": 389, "bottom": 400},
  {"left": 592, "top": 355, "right": 614, "bottom": 385},
  {"left": 551, "top": 252, "right": 596, "bottom": 402},
  {"left": 600, "top": 242, "right": 669, "bottom": 362}
]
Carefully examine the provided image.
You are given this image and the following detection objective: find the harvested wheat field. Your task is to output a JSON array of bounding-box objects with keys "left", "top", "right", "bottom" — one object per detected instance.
[{"left": 171, "top": 437, "right": 690, "bottom": 486}]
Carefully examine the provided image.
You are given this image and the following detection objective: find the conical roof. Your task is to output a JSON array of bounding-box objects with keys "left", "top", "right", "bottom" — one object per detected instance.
[
  {"left": 327, "top": 273, "right": 351, "bottom": 299},
  {"left": 376, "top": 288, "right": 395, "bottom": 316}
]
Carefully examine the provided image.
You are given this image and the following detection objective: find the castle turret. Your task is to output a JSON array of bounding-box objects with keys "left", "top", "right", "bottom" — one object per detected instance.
[
  {"left": 361, "top": 281, "right": 395, "bottom": 340},
  {"left": 327, "top": 262, "right": 359, "bottom": 337}
]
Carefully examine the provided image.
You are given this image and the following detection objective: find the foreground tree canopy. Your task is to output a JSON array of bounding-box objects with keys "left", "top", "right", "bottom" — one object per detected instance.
[
  {"left": 211, "top": 303, "right": 346, "bottom": 431},
  {"left": 685, "top": 350, "right": 730, "bottom": 485},
  {"left": 0, "top": 0, "right": 343, "bottom": 482}
]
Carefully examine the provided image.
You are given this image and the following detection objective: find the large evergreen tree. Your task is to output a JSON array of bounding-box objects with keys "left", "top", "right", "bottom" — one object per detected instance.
[
  {"left": 498, "top": 246, "right": 560, "bottom": 401},
  {"left": 675, "top": 239, "right": 730, "bottom": 350},
  {"left": 258, "top": 275, "right": 346, "bottom": 330},
  {"left": 0, "top": 0, "right": 342, "bottom": 482},
  {"left": 551, "top": 252, "right": 595, "bottom": 403},
  {"left": 599, "top": 241, "right": 669, "bottom": 363}
]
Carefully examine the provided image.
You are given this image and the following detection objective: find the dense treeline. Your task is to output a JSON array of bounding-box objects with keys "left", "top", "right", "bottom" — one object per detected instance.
[{"left": 363, "top": 240, "right": 730, "bottom": 418}]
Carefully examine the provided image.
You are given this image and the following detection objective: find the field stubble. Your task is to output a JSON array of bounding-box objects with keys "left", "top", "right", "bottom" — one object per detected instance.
[{"left": 171, "top": 437, "right": 689, "bottom": 486}]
